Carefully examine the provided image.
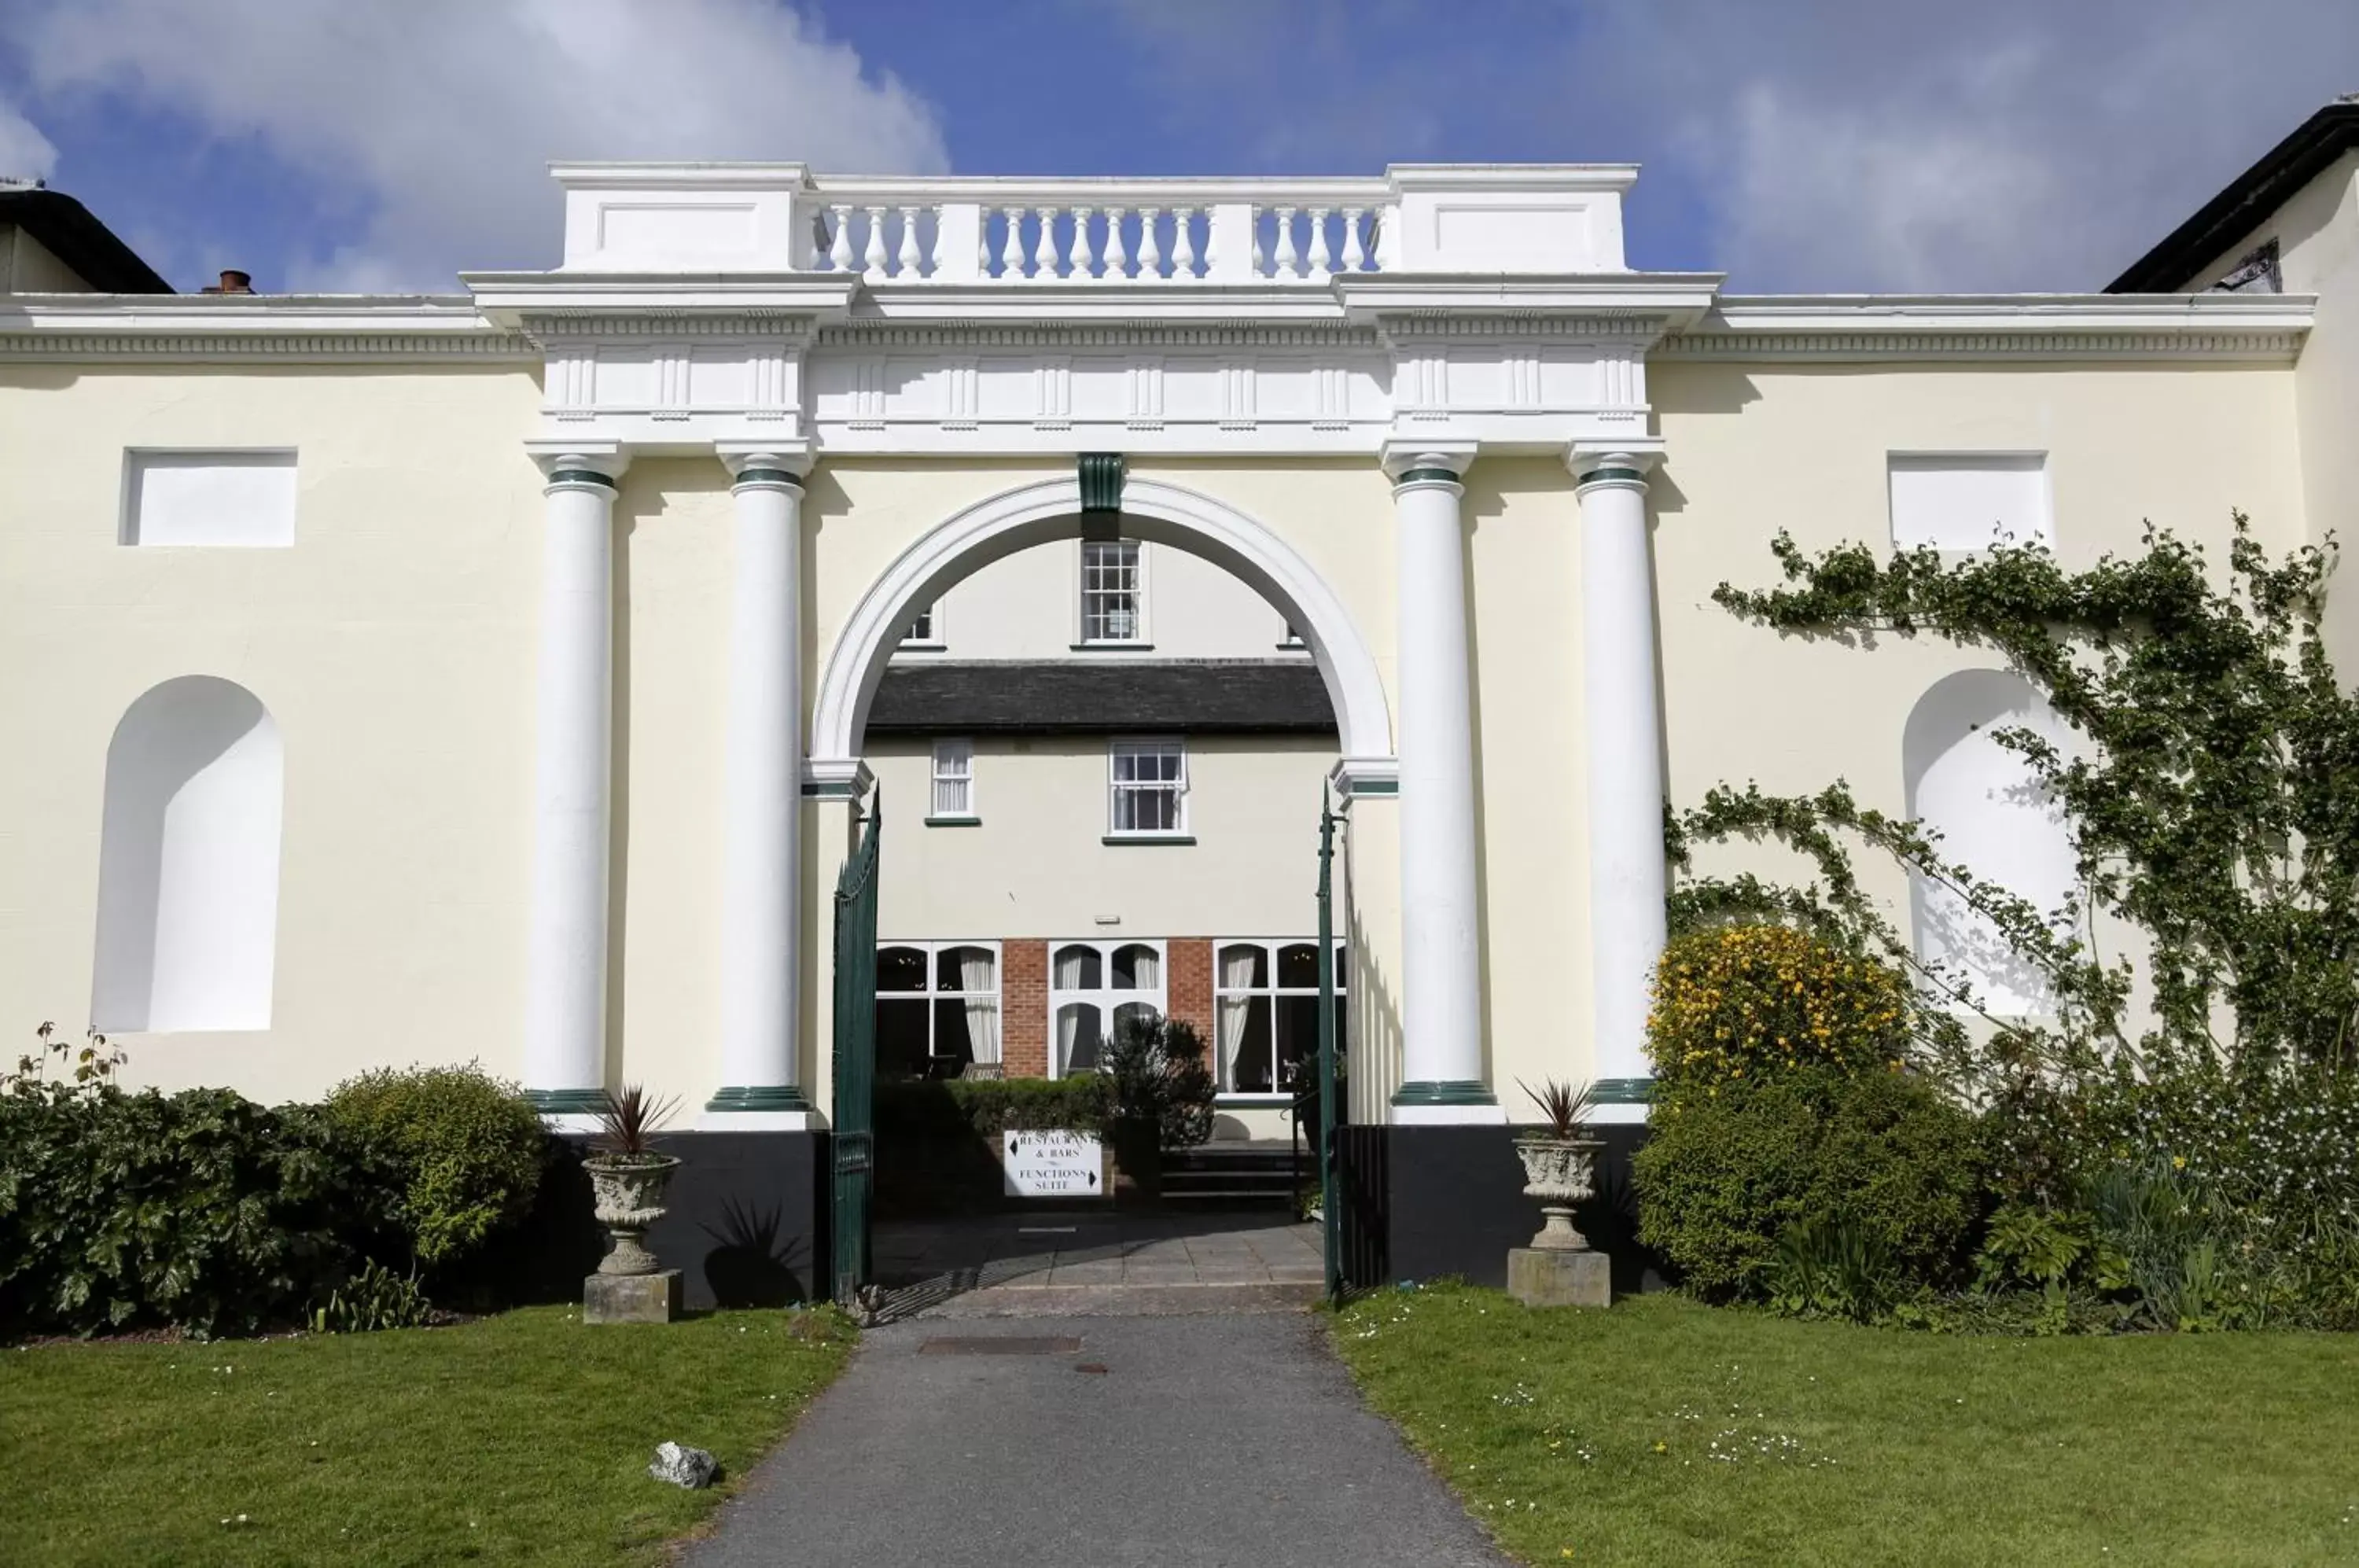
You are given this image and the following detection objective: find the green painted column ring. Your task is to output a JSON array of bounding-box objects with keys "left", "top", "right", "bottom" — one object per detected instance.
[
  {"left": 1393, "top": 466, "right": 1464, "bottom": 488},
  {"left": 705, "top": 1084, "right": 816, "bottom": 1113},
  {"left": 1577, "top": 466, "right": 1648, "bottom": 488},
  {"left": 524, "top": 1087, "right": 609, "bottom": 1115},
  {"left": 1390, "top": 1078, "right": 1499, "bottom": 1106},
  {"left": 731, "top": 468, "right": 804, "bottom": 488},
  {"left": 544, "top": 469, "right": 617, "bottom": 489},
  {"left": 1588, "top": 1077, "right": 1654, "bottom": 1105}
]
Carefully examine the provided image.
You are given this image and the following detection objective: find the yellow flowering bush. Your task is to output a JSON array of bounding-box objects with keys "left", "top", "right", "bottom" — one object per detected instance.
[{"left": 1646, "top": 924, "right": 1911, "bottom": 1093}]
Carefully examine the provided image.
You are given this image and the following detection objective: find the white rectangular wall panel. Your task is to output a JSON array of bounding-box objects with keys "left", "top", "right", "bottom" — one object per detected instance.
[
  {"left": 122, "top": 451, "right": 297, "bottom": 547},
  {"left": 1889, "top": 454, "right": 2052, "bottom": 550}
]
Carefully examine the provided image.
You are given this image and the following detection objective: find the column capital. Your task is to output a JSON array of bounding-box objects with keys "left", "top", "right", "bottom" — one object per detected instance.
[
  {"left": 1381, "top": 440, "right": 1478, "bottom": 491},
  {"left": 1567, "top": 444, "right": 1661, "bottom": 494},
  {"left": 525, "top": 440, "right": 628, "bottom": 491},
  {"left": 717, "top": 440, "right": 814, "bottom": 488}
]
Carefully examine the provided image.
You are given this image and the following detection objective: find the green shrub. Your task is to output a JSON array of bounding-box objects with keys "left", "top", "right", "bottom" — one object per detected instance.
[
  {"left": 324, "top": 1066, "right": 547, "bottom": 1272},
  {"left": 1647, "top": 924, "right": 1912, "bottom": 1091},
  {"left": 1099, "top": 1011, "right": 1216, "bottom": 1150},
  {"left": 1634, "top": 1066, "right": 1986, "bottom": 1301},
  {"left": 311, "top": 1258, "right": 434, "bottom": 1334},
  {"left": 0, "top": 1084, "right": 373, "bottom": 1338}
]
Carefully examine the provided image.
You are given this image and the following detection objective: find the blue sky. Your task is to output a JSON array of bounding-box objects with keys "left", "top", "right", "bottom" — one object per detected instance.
[{"left": 2, "top": 0, "right": 2356, "bottom": 295}]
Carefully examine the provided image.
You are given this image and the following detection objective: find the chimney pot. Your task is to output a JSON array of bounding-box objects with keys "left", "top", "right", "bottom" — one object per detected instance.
[{"left": 218, "top": 269, "right": 252, "bottom": 293}]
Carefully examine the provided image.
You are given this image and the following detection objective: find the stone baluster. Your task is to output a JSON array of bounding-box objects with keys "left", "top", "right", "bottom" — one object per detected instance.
[
  {"left": 1249, "top": 206, "right": 1265, "bottom": 276},
  {"left": 1032, "top": 205, "right": 1057, "bottom": 278},
  {"left": 1310, "top": 208, "right": 1336, "bottom": 274},
  {"left": 1072, "top": 205, "right": 1097, "bottom": 278},
  {"left": 828, "top": 205, "right": 853, "bottom": 272},
  {"left": 1341, "top": 208, "right": 1367, "bottom": 272},
  {"left": 1172, "top": 207, "right": 1197, "bottom": 278},
  {"left": 1139, "top": 206, "right": 1163, "bottom": 280},
  {"left": 1103, "top": 206, "right": 1129, "bottom": 280},
  {"left": 897, "top": 206, "right": 922, "bottom": 277},
  {"left": 863, "top": 207, "right": 888, "bottom": 281},
  {"left": 1375, "top": 204, "right": 1402, "bottom": 270},
  {"left": 1273, "top": 207, "right": 1299, "bottom": 277}
]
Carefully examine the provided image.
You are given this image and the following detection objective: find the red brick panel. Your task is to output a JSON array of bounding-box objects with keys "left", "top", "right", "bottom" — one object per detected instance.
[
  {"left": 1001, "top": 938, "right": 1048, "bottom": 1078},
  {"left": 1167, "top": 937, "right": 1213, "bottom": 1044}
]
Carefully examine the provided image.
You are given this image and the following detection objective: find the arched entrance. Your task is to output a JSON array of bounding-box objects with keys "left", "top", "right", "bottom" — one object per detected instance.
[{"left": 811, "top": 473, "right": 1386, "bottom": 1308}]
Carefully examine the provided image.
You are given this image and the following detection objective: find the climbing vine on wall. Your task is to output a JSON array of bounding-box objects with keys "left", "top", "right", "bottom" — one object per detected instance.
[{"left": 1668, "top": 513, "right": 2359, "bottom": 1090}]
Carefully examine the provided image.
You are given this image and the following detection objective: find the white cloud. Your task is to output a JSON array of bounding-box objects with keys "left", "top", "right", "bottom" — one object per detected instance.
[
  {"left": 0, "top": 90, "right": 59, "bottom": 182},
  {"left": 13, "top": 0, "right": 948, "bottom": 290}
]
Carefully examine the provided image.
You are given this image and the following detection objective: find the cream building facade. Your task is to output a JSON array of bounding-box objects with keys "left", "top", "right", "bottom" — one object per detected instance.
[{"left": 2, "top": 108, "right": 2350, "bottom": 1284}]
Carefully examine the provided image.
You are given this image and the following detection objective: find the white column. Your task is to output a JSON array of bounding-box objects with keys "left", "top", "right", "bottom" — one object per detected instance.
[
  {"left": 709, "top": 447, "right": 815, "bottom": 1126},
  {"left": 1571, "top": 447, "right": 1669, "bottom": 1124},
  {"left": 1383, "top": 444, "right": 1503, "bottom": 1123},
  {"left": 522, "top": 447, "right": 627, "bottom": 1119}
]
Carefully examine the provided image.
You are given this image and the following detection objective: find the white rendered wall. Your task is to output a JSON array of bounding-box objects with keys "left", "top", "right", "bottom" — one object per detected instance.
[
  {"left": 91, "top": 676, "right": 283, "bottom": 1031},
  {"left": 123, "top": 451, "right": 299, "bottom": 547},
  {"left": 1903, "top": 671, "right": 2074, "bottom": 1015},
  {"left": 1888, "top": 455, "right": 2051, "bottom": 551}
]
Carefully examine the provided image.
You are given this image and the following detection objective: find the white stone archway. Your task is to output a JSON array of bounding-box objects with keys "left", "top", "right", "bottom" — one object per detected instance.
[{"left": 808, "top": 475, "right": 1395, "bottom": 775}]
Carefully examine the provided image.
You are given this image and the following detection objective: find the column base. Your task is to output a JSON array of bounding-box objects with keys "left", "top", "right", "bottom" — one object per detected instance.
[
  {"left": 704, "top": 1084, "right": 814, "bottom": 1113},
  {"left": 525, "top": 1087, "right": 609, "bottom": 1115},
  {"left": 1587, "top": 1077, "right": 1654, "bottom": 1127},
  {"left": 1390, "top": 1080, "right": 1507, "bottom": 1125}
]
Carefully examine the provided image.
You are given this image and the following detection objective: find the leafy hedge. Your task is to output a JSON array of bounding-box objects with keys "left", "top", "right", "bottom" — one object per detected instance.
[
  {"left": 1647, "top": 924, "right": 1912, "bottom": 1091},
  {"left": 1634, "top": 1066, "right": 1987, "bottom": 1301},
  {"left": 874, "top": 1076, "right": 1111, "bottom": 1140},
  {"left": 324, "top": 1066, "right": 547, "bottom": 1271},
  {"left": 0, "top": 1085, "right": 377, "bottom": 1338}
]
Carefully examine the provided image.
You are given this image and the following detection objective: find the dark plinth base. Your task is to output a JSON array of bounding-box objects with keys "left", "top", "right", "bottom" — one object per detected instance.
[
  {"left": 585, "top": 1269, "right": 682, "bottom": 1323},
  {"left": 1335, "top": 1121, "right": 1669, "bottom": 1295},
  {"left": 1508, "top": 1247, "right": 1611, "bottom": 1308}
]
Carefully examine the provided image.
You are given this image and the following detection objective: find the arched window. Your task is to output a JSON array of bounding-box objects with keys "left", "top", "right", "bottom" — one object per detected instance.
[
  {"left": 91, "top": 677, "right": 283, "bottom": 1031},
  {"left": 1903, "top": 671, "right": 2073, "bottom": 1016}
]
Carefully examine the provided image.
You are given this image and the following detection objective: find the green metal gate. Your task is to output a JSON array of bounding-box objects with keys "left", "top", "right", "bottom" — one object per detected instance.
[
  {"left": 1316, "top": 787, "right": 1345, "bottom": 1303},
  {"left": 830, "top": 799, "right": 881, "bottom": 1306}
]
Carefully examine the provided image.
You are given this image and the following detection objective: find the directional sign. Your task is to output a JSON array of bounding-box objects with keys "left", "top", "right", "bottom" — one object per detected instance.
[{"left": 1001, "top": 1129, "right": 1105, "bottom": 1198}]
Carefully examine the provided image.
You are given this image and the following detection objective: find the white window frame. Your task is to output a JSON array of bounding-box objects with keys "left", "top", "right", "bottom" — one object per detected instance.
[
  {"left": 1212, "top": 938, "right": 1347, "bottom": 1099},
  {"left": 1047, "top": 938, "right": 1168, "bottom": 1079},
  {"left": 1074, "top": 538, "right": 1150, "bottom": 647},
  {"left": 928, "top": 737, "right": 977, "bottom": 823},
  {"left": 1106, "top": 736, "right": 1188, "bottom": 840},
  {"left": 901, "top": 600, "right": 945, "bottom": 650},
  {"left": 874, "top": 939, "right": 1002, "bottom": 1077}
]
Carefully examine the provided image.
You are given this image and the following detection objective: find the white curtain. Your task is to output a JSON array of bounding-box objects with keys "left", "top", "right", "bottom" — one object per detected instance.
[
  {"left": 1055, "top": 946, "right": 1094, "bottom": 989},
  {"left": 1058, "top": 1003, "right": 1099, "bottom": 1076},
  {"left": 1120, "top": 944, "right": 1160, "bottom": 990},
  {"left": 962, "top": 950, "right": 1000, "bottom": 1066},
  {"left": 1217, "top": 946, "right": 1258, "bottom": 1091}
]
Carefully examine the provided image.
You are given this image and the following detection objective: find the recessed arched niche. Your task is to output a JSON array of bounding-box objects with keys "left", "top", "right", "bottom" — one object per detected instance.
[
  {"left": 1902, "top": 670, "right": 2074, "bottom": 1017},
  {"left": 90, "top": 676, "right": 284, "bottom": 1032}
]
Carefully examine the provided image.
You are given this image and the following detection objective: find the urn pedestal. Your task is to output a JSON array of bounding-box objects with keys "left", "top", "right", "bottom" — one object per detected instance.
[
  {"left": 1508, "top": 1135, "right": 1610, "bottom": 1309},
  {"left": 583, "top": 1154, "right": 683, "bottom": 1323}
]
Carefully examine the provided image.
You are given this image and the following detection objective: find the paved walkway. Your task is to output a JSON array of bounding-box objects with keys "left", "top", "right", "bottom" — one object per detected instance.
[
  {"left": 681, "top": 1313, "right": 1509, "bottom": 1568},
  {"left": 870, "top": 1208, "right": 1326, "bottom": 1317}
]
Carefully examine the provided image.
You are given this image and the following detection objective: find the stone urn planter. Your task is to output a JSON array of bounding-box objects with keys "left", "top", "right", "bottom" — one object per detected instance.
[
  {"left": 585, "top": 1153, "right": 683, "bottom": 1276},
  {"left": 1507, "top": 1078, "right": 1610, "bottom": 1308},
  {"left": 581, "top": 1084, "right": 686, "bottom": 1322},
  {"left": 1512, "top": 1134, "right": 1603, "bottom": 1251}
]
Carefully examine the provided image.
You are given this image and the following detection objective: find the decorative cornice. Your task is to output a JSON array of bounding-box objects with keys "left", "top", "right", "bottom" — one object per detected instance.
[
  {"left": 815, "top": 322, "right": 1376, "bottom": 350},
  {"left": 1659, "top": 295, "right": 2314, "bottom": 364},
  {"left": 526, "top": 313, "right": 823, "bottom": 341},
  {"left": 0, "top": 329, "right": 534, "bottom": 363},
  {"left": 1375, "top": 315, "right": 1663, "bottom": 339}
]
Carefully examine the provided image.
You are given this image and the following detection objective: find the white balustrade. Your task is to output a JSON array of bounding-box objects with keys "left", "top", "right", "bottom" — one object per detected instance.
[{"left": 801, "top": 180, "right": 1397, "bottom": 283}]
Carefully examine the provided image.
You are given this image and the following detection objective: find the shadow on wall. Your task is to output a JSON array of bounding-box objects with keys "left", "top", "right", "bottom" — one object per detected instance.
[{"left": 1345, "top": 866, "right": 1404, "bottom": 1118}]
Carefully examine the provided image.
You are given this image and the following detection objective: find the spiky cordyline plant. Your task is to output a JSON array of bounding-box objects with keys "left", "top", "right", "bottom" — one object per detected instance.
[
  {"left": 592, "top": 1084, "right": 679, "bottom": 1160},
  {"left": 1518, "top": 1077, "right": 1597, "bottom": 1139}
]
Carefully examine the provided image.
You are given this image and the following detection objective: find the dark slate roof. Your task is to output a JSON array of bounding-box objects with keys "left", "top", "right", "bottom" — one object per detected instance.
[
  {"left": 867, "top": 659, "right": 1337, "bottom": 734},
  {"left": 0, "top": 188, "right": 172, "bottom": 293},
  {"left": 2108, "top": 100, "right": 2359, "bottom": 293}
]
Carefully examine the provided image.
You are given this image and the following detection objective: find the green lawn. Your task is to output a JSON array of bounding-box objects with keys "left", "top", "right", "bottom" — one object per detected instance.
[
  {"left": 0, "top": 1305, "right": 853, "bottom": 1567},
  {"left": 1334, "top": 1283, "right": 2359, "bottom": 1566}
]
